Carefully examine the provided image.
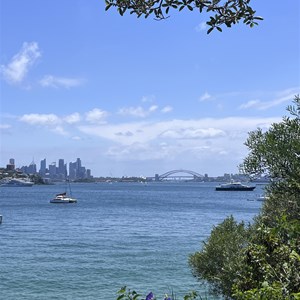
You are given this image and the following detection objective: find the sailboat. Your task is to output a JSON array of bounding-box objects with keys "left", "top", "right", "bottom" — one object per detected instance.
[{"left": 50, "top": 179, "right": 77, "bottom": 203}]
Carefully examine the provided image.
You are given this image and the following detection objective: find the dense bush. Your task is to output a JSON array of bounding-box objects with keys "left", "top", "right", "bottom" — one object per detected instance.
[{"left": 189, "top": 96, "right": 300, "bottom": 299}]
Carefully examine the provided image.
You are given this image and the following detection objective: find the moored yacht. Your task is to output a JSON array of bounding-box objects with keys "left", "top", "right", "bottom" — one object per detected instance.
[{"left": 50, "top": 192, "right": 77, "bottom": 203}]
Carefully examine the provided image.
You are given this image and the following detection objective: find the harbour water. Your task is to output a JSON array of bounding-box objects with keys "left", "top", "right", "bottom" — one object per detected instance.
[{"left": 0, "top": 182, "right": 265, "bottom": 300}]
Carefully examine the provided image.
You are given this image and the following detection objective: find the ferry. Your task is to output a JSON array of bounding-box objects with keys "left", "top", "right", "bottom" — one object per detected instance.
[{"left": 216, "top": 181, "right": 256, "bottom": 191}]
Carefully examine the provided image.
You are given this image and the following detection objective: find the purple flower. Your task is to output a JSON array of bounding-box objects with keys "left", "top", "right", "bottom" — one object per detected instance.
[
  {"left": 164, "top": 296, "right": 172, "bottom": 300},
  {"left": 146, "top": 292, "right": 154, "bottom": 300}
]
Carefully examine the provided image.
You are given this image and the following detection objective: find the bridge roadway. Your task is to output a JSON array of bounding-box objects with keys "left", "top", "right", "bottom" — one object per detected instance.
[{"left": 147, "top": 169, "right": 204, "bottom": 181}]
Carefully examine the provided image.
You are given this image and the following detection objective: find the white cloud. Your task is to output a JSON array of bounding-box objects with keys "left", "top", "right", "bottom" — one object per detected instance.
[
  {"left": 239, "top": 88, "right": 300, "bottom": 110},
  {"left": 78, "top": 117, "right": 280, "bottom": 147},
  {"left": 199, "top": 92, "right": 212, "bottom": 102},
  {"left": 257, "top": 93, "right": 297, "bottom": 110},
  {"left": 64, "top": 113, "right": 81, "bottom": 124},
  {"left": 141, "top": 95, "right": 156, "bottom": 103},
  {"left": 14, "top": 108, "right": 282, "bottom": 168},
  {"left": 118, "top": 105, "right": 158, "bottom": 118},
  {"left": 149, "top": 105, "right": 158, "bottom": 112},
  {"left": 85, "top": 108, "right": 108, "bottom": 124},
  {"left": 1, "top": 42, "right": 41, "bottom": 84},
  {"left": 77, "top": 116, "right": 279, "bottom": 166},
  {"left": 39, "top": 75, "right": 84, "bottom": 88},
  {"left": 19, "top": 113, "right": 60, "bottom": 125},
  {"left": 161, "top": 106, "right": 173, "bottom": 113},
  {"left": 239, "top": 99, "right": 261, "bottom": 109},
  {"left": 78, "top": 121, "right": 149, "bottom": 145},
  {"left": 118, "top": 106, "right": 147, "bottom": 117},
  {"left": 160, "top": 127, "right": 225, "bottom": 139},
  {"left": 51, "top": 126, "right": 68, "bottom": 136},
  {"left": 106, "top": 143, "right": 176, "bottom": 161},
  {"left": 71, "top": 136, "right": 82, "bottom": 140}
]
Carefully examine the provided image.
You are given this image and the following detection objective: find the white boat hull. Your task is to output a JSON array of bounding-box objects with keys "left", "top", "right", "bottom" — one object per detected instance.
[
  {"left": 0, "top": 178, "right": 33, "bottom": 187},
  {"left": 50, "top": 196, "right": 77, "bottom": 203}
]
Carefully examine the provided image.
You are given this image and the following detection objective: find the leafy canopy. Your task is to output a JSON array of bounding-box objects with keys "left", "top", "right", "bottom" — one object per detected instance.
[
  {"left": 241, "top": 95, "right": 300, "bottom": 196},
  {"left": 105, "top": 0, "right": 263, "bottom": 34}
]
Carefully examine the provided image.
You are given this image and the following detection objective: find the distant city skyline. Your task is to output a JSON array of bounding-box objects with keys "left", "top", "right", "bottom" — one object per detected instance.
[
  {"left": 1, "top": 1, "right": 299, "bottom": 177},
  {"left": 2, "top": 156, "right": 250, "bottom": 179},
  {"left": 3, "top": 157, "right": 92, "bottom": 180}
]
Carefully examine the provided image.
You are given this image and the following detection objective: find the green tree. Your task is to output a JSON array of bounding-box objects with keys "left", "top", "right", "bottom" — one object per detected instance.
[
  {"left": 232, "top": 95, "right": 300, "bottom": 299},
  {"left": 232, "top": 215, "right": 300, "bottom": 299},
  {"left": 105, "top": 0, "right": 263, "bottom": 34},
  {"left": 241, "top": 95, "right": 300, "bottom": 224},
  {"left": 189, "top": 216, "right": 250, "bottom": 298},
  {"left": 189, "top": 96, "right": 300, "bottom": 299},
  {"left": 242, "top": 96, "right": 300, "bottom": 190}
]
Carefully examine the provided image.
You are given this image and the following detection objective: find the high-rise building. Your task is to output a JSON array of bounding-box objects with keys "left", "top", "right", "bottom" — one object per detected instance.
[
  {"left": 6, "top": 158, "right": 15, "bottom": 170},
  {"left": 86, "top": 169, "right": 92, "bottom": 179},
  {"left": 27, "top": 160, "right": 37, "bottom": 174},
  {"left": 49, "top": 162, "right": 57, "bottom": 178},
  {"left": 58, "top": 159, "right": 66, "bottom": 179},
  {"left": 40, "top": 158, "right": 47, "bottom": 176},
  {"left": 69, "top": 162, "right": 77, "bottom": 180},
  {"left": 6, "top": 157, "right": 91, "bottom": 180}
]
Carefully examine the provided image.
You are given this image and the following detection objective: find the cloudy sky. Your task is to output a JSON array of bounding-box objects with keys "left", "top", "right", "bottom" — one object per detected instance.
[{"left": 0, "top": 0, "right": 299, "bottom": 177}]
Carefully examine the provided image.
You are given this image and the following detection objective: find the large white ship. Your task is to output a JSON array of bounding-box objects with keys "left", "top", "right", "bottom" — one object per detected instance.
[{"left": 0, "top": 178, "right": 34, "bottom": 187}]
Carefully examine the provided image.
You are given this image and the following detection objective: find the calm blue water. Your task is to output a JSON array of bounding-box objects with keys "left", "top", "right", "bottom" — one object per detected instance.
[{"left": 0, "top": 182, "right": 265, "bottom": 300}]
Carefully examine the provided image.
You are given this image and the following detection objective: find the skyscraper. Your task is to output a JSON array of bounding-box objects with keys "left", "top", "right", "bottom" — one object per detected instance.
[
  {"left": 27, "top": 160, "right": 37, "bottom": 174},
  {"left": 40, "top": 158, "right": 46, "bottom": 177},
  {"left": 58, "top": 159, "right": 66, "bottom": 179},
  {"left": 49, "top": 162, "right": 57, "bottom": 178}
]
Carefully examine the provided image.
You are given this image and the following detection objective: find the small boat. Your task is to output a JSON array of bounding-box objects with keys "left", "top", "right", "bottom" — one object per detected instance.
[
  {"left": 50, "top": 180, "right": 77, "bottom": 203},
  {"left": 0, "top": 178, "right": 34, "bottom": 187},
  {"left": 50, "top": 192, "right": 77, "bottom": 203},
  {"left": 216, "top": 181, "right": 256, "bottom": 191}
]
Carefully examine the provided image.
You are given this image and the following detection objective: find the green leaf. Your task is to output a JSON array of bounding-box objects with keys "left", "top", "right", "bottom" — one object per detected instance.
[
  {"left": 105, "top": 4, "right": 112, "bottom": 11},
  {"left": 207, "top": 27, "right": 214, "bottom": 34}
]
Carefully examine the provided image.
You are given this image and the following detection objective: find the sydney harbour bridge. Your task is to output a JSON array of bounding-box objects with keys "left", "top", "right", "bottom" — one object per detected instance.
[{"left": 148, "top": 169, "right": 205, "bottom": 181}]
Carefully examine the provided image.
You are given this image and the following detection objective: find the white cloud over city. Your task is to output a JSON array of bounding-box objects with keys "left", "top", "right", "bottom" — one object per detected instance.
[{"left": 15, "top": 104, "right": 280, "bottom": 164}]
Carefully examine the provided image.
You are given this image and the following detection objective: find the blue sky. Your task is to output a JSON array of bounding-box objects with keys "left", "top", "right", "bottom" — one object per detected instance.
[{"left": 0, "top": 0, "right": 299, "bottom": 177}]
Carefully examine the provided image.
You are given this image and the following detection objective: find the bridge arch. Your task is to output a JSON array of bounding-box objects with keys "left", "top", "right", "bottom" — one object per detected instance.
[{"left": 157, "top": 169, "right": 204, "bottom": 180}]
